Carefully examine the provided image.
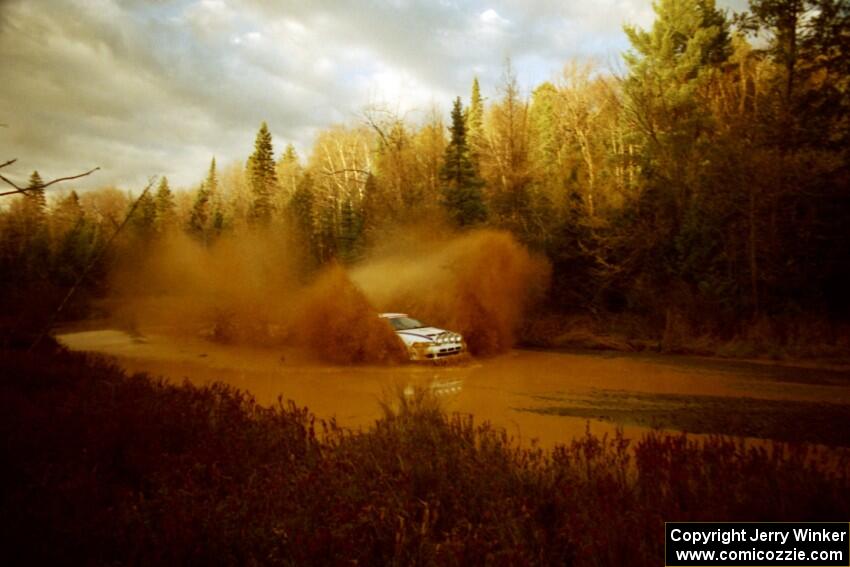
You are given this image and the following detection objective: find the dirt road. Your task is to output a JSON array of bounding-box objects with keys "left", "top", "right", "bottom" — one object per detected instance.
[{"left": 57, "top": 328, "right": 850, "bottom": 448}]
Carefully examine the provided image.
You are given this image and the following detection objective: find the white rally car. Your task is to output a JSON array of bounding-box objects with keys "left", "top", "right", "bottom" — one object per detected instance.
[{"left": 380, "top": 313, "right": 466, "bottom": 361}]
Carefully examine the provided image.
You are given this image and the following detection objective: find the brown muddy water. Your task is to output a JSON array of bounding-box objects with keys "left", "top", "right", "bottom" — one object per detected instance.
[{"left": 57, "top": 328, "right": 850, "bottom": 449}]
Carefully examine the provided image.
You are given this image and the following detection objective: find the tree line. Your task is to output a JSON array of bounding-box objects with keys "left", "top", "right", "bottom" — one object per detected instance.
[{"left": 1, "top": 0, "right": 848, "bottom": 338}]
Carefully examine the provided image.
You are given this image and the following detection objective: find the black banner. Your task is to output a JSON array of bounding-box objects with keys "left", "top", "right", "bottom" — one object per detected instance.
[{"left": 666, "top": 522, "right": 849, "bottom": 566}]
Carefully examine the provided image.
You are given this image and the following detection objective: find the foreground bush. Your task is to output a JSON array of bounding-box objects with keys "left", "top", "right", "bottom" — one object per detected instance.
[{"left": 1, "top": 347, "right": 848, "bottom": 566}]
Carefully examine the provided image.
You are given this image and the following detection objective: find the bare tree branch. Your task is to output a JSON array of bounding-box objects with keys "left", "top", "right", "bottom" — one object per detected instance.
[
  {"left": 0, "top": 164, "right": 100, "bottom": 197},
  {"left": 28, "top": 177, "right": 157, "bottom": 351},
  {"left": 324, "top": 168, "right": 371, "bottom": 176}
]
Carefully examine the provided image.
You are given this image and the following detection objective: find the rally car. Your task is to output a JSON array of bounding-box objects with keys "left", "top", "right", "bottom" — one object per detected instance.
[{"left": 380, "top": 313, "right": 466, "bottom": 361}]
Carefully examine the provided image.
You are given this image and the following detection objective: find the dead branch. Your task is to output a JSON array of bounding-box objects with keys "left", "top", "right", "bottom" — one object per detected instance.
[
  {"left": 28, "top": 177, "right": 156, "bottom": 351},
  {"left": 324, "top": 168, "right": 371, "bottom": 176},
  {"left": 0, "top": 163, "right": 100, "bottom": 197}
]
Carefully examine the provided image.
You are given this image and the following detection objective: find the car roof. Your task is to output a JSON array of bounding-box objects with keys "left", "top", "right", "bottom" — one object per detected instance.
[{"left": 378, "top": 313, "right": 408, "bottom": 319}]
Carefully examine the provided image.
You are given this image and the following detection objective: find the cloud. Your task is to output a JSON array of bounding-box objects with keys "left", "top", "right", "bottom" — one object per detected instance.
[
  {"left": 480, "top": 8, "right": 510, "bottom": 28},
  {"left": 0, "top": 0, "right": 745, "bottom": 192}
]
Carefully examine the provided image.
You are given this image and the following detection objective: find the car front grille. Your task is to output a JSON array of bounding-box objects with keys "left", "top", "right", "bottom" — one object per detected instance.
[{"left": 425, "top": 346, "right": 462, "bottom": 358}]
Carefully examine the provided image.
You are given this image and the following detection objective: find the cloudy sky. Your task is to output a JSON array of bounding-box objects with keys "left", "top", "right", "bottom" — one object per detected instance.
[{"left": 0, "top": 0, "right": 746, "bottom": 192}]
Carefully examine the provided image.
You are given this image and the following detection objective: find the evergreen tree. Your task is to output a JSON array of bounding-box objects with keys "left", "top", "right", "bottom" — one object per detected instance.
[
  {"left": 623, "top": 0, "right": 731, "bottom": 144},
  {"left": 204, "top": 157, "right": 219, "bottom": 196},
  {"left": 619, "top": 0, "right": 737, "bottom": 321},
  {"left": 529, "top": 82, "right": 560, "bottom": 174},
  {"left": 527, "top": 81, "right": 563, "bottom": 246},
  {"left": 467, "top": 77, "right": 486, "bottom": 164},
  {"left": 623, "top": 0, "right": 731, "bottom": 213},
  {"left": 12, "top": 171, "right": 51, "bottom": 280},
  {"left": 187, "top": 185, "right": 210, "bottom": 243},
  {"left": 276, "top": 142, "right": 303, "bottom": 206},
  {"left": 204, "top": 157, "right": 226, "bottom": 237},
  {"left": 440, "top": 97, "right": 487, "bottom": 227},
  {"left": 211, "top": 207, "right": 225, "bottom": 238},
  {"left": 248, "top": 122, "right": 278, "bottom": 225},
  {"left": 130, "top": 191, "right": 157, "bottom": 241},
  {"left": 338, "top": 197, "right": 363, "bottom": 263},
  {"left": 288, "top": 172, "right": 319, "bottom": 266},
  {"left": 24, "top": 171, "right": 47, "bottom": 226},
  {"left": 733, "top": 0, "right": 850, "bottom": 316},
  {"left": 51, "top": 191, "right": 91, "bottom": 285},
  {"left": 280, "top": 143, "right": 298, "bottom": 165},
  {"left": 52, "top": 191, "right": 84, "bottom": 236},
  {"left": 359, "top": 172, "right": 381, "bottom": 240},
  {"left": 741, "top": 0, "right": 849, "bottom": 147},
  {"left": 154, "top": 177, "right": 177, "bottom": 233}
]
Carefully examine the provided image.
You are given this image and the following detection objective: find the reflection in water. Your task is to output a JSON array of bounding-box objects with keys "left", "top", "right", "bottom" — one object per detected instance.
[
  {"left": 404, "top": 378, "right": 464, "bottom": 398},
  {"left": 57, "top": 328, "right": 850, "bottom": 449}
]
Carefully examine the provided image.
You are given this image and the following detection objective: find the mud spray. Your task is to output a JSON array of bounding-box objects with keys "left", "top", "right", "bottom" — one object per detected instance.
[
  {"left": 290, "top": 264, "right": 408, "bottom": 364},
  {"left": 109, "top": 228, "right": 549, "bottom": 363},
  {"left": 352, "top": 230, "right": 550, "bottom": 355}
]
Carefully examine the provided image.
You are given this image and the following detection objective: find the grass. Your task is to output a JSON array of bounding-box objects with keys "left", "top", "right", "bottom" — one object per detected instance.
[{"left": 1, "top": 344, "right": 849, "bottom": 566}]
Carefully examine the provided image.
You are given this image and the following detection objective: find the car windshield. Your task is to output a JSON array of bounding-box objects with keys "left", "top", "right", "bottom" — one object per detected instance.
[{"left": 388, "top": 317, "right": 425, "bottom": 331}]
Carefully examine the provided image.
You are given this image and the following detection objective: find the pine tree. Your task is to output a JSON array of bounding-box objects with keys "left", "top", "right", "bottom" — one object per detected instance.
[
  {"left": 131, "top": 191, "right": 157, "bottom": 240},
  {"left": 276, "top": 142, "right": 303, "bottom": 206},
  {"left": 338, "top": 197, "right": 363, "bottom": 263},
  {"left": 24, "top": 171, "right": 46, "bottom": 226},
  {"left": 187, "top": 185, "right": 211, "bottom": 243},
  {"left": 248, "top": 122, "right": 278, "bottom": 225},
  {"left": 360, "top": 172, "right": 381, "bottom": 240},
  {"left": 281, "top": 143, "right": 298, "bottom": 165},
  {"left": 440, "top": 97, "right": 487, "bottom": 227},
  {"left": 14, "top": 171, "right": 50, "bottom": 279},
  {"left": 211, "top": 207, "right": 225, "bottom": 238},
  {"left": 51, "top": 190, "right": 90, "bottom": 284},
  {"left": 623, "top": 0, "right": 731, "bottom": 208},
  {"left": 623, "top": 0, "right": 731, "bottom": 142},
  {"left": 288, "top": 172, "right": 318, "bottom": 265},
  {"left": 529, "top": 82, "right": 560, "bottom": 175},
  {"left": 52, "top": 190, "right": 83, "bottom": 236},
  {"left": 205, "top": 157, "right": 218, "bottom": 195},
  {"left": 620, "top": 0, "right": 733, "bottom": 317},
  {"left": 154, "top": 177, "right": 176, "bottom": 233},
  {"left": 741, "top": 0, "right": 849, "bottom": 146},
  {"left": 204, "top": 157, "right": 226, "bottom": 237},
  {"left": 467, "top": 77, "right": 486, "bottom": 165}
]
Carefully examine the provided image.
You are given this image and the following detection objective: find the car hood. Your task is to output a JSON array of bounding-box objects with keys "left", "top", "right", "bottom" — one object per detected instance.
[{"left": 395, "top": 327, "right": 458, "bottom": 344}]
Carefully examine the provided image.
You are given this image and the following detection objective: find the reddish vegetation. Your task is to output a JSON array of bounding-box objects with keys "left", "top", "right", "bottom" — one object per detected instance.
[{"left": 2, "top": 346, "right": 848, "bottom": 565}]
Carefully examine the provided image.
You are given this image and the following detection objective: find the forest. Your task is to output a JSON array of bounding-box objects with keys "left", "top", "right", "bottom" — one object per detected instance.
[{"left": 1, "top": 0, "right": 849, "bottom": 357}]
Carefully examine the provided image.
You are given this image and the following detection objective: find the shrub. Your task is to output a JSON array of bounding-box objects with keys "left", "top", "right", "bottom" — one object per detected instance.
[{"left": 1, "top": 347, "right": 848, "bottom": 565}]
